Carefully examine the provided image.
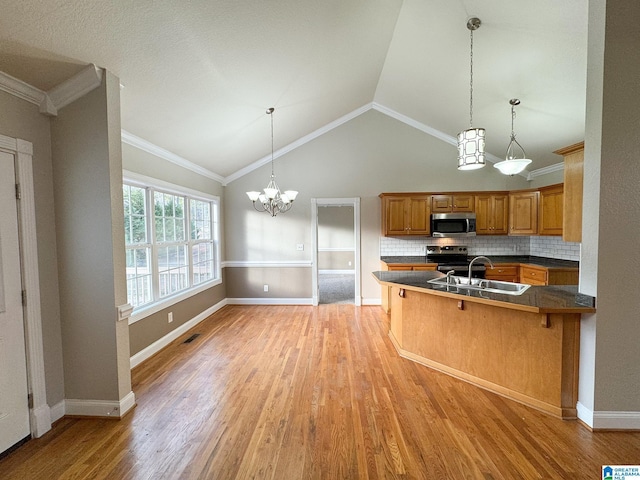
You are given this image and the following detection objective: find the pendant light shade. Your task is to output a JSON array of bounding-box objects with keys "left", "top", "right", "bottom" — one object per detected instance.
[
  {"left": 457, "top": 128, "right": 486, "bottom": 170},
  {"left": 494, "top": 99, "right": 532, "bottom": 176},
  {"left": 457, "top": 17, "right": 486, "bottom": 170},
  {"left": 246, "top": 107, "right": 298, "bottom": 216}
]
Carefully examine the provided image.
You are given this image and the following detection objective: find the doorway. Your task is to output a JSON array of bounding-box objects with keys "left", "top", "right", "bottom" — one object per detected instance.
[
  {"left": 311, "top": 198, "right": 361, "bottom": 306},
  {"left": 0, "top": 151, "right": 30, "bottom": 455}
]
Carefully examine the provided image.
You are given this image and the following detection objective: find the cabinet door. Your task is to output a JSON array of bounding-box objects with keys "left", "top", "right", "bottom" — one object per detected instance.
[
  {"left": 475, "top": 194, "right": 508, "bottom": 235},
  {"left": 509, "top": 191, "right": 539, "bottom": 235},
  {"left": 539, "top": 185, "right": 563, "bottom": 236},
  {"left": 474, "top": 195, "right": 492, "bottom": 234},
  {"left": 431, "top": 195, "right": 452, "bottom": 213},
  {"left": 407, "top": 197, "right": 430, "bottom": 235},
  {"left": 383, "top": 197, "right": 409, "bottom": 235},
  {"left": 492, "top": 194, "right": 509, "bottom": 234},
  {"left": 452, "top": 194, "right": 474, "bottom": 212},
  {"left": 556, "top": 142, "right": 584, "bottom": 242}
]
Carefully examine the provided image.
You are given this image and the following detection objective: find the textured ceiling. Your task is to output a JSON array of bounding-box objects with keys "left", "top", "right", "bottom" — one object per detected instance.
[{"left": 0, "top": 0, "right": 588, "bottom": 180}]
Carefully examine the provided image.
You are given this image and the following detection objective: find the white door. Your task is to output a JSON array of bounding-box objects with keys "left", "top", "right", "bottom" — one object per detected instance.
[{"left": 0, "top": 151, "right": 30, "bottom": 454}]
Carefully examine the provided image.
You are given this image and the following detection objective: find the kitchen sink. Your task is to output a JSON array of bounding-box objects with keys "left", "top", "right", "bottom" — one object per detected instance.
[{"left": 427, "top": 276, "right": 531, "bottom": 296}]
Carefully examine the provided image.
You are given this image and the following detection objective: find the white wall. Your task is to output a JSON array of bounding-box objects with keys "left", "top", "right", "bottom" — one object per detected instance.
[
  {"left": 579, "top": 0, "right": 640, "bottom": 427},
  {"left": 224, "top": 109, "right": 530, "bottom": 302}
]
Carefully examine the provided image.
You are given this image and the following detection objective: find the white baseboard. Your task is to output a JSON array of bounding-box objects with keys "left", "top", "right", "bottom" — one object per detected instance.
[
  {"left": 50, "top": 400, "right": 66, "bottom": 423},
  {"left": 130, "top": 298, "right": 228, "bottom": 369},
  {"left": 226, "top": 298, "right": 314, "bottom": 305},
  {"left": 30, "top": 403, "right": 52, "bottom": 438},
  {"left": 577, "top": 402, "right": 640, "bottom": 430},
  {"left": 593, "top": 410, "right": 640, "bottom": 430},
  {"left": 362, "top": 298, "right": 382, "bottom": 306},
  {"left": 64, "top": 391, "right": 136, "bottom": 418},
  {"left": 318, "top": 270, "right": 355, "bottom": 275}
]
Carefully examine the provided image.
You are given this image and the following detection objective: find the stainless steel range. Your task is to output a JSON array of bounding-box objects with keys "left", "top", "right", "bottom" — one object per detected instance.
[{"left": 426, "top": 245, "right": 486, "bottom": 278}]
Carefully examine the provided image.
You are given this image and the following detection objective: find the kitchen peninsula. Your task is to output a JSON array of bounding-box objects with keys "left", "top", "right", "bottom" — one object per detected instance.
[{"left": 373, "top": 270, "right": 595, "bottom": 419}]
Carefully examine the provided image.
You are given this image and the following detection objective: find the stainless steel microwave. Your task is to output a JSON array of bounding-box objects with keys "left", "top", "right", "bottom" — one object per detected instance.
[{"left": 431, "top": 213, "right": 477, "bottom": 237}]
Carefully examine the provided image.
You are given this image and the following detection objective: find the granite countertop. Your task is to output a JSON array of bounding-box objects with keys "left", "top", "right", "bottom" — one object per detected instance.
[
  {"left": 381, "top": 255, "right": 579, "bottom": 269},
  {"left": 373, "top": 270, "right": 595, "bottom": 313}
]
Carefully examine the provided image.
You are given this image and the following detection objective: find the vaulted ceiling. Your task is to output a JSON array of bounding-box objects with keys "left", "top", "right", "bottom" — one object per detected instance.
[{"left": 0, "top": 0, "right": 588, "bottom": 182}]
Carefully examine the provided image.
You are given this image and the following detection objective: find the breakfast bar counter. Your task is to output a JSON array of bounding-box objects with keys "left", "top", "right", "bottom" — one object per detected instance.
[{"left": 373, "top": 270, "right": 596, "bottom": 419}]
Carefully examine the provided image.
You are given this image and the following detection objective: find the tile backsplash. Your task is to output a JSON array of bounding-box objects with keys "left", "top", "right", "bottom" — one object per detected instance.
[{"left": 380, "top": 235, "right": 580, "bottom": 261}]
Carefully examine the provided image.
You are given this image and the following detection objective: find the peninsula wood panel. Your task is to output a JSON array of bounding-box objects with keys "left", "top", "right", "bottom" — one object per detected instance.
[
  {"left": 380, "top": 262, "right": 437, "bottom": 314},
  {"left": 390, "top": 287, "right": 580, "bottom": 418}
]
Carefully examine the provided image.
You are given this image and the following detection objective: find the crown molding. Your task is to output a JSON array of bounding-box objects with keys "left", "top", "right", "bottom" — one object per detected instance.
[
  {"left": 0, "top": 70, "right": 47, "bottom": 107},
  {"left": 0, "top": 63, "right": 103, "bottom": 117},
  {"left": 121, "top": 130, "right": 224, "bottom": 184},
  {"left": 223, "top": 103, "right": 373, "bottom": 185},
  {"left": 45, "top": 64, "right": 102, "bottom": 114},
  {"left": 526, "top": 162, "right": 564, "bottom": 180}
]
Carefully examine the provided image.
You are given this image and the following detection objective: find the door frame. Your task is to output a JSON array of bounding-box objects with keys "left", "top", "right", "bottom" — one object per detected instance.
[
  {"left": 0, "top": 133, "right": 50, "bottom": 438},
  {"left": 311, "top": 198, "right": 361, "bottom": 306}
]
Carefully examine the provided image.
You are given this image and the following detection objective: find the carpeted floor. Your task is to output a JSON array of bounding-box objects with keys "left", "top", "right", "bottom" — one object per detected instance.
[{"left": 318, "top": 273, "right": 355, "bottom": 304}]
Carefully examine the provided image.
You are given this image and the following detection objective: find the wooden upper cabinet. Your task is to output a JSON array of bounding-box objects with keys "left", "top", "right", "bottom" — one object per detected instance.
[
  {"left": 538, "top": 184, "right": 564, "bottom": 236},
  {"left": 431, "top": 194, "right": 474, "bottom": 213},
  {"left": 475, "top": 194, "right": 508, "bottom": 235},
  {"left": 554, "top": 142, "right": 584, "bottom": 242},
  {"left": 509, "top": 191, "right": 539, "bottom": 235},
  {"left": 380, "top": 194, "right": 430, "bottom": 236}
]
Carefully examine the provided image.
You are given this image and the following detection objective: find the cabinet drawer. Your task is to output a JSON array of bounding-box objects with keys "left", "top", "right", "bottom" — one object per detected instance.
[
  {"left": 520, "top": 265, "right": 548, "bottom": 285},
  {"left": 485, "top": 265, "right": 518, "bottom": 277},
  {"left": 412, "top": 265, "right": 438, "bottom": 271},
  {"left": 387, "top": 266, "right": 413, "bottom": 271}
]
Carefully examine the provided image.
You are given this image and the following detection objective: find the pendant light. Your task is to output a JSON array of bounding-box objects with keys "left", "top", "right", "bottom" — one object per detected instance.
[
  {"left": 494, "top": 99, "right": 532, "bottom": 175},
  {"left": 457, "top": 17, "right": 486, "bottom": 170},
  {"left": 246, "top": 107, "right": 298, "bottom": 216}
]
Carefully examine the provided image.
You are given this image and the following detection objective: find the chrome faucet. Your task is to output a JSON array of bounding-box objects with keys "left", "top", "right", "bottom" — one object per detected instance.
[
  {"left": 445, "top": 270, "right": 456, "bottom": 285},
  {"left": 468, "top": 256, "right": 494, "bottom": 285}
]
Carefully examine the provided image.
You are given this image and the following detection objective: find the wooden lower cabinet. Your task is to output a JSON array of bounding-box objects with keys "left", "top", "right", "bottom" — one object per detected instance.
[
  {"left": 484, "top": 264, "right": 519, "bottom": 283},
  {"left": 520, "top": 265, "right": 578, "bottom": 286}
]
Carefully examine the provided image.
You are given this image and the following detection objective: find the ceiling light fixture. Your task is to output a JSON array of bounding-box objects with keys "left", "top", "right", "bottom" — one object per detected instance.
[
  {"left": 246, "top": 107, "right": 298, "bottom": 216},
  {"left": 457, "top": 17, "right": 486, "bottom": 171},
  {"left": 494, "top": 99, "right": 532, "bottom": 175}
]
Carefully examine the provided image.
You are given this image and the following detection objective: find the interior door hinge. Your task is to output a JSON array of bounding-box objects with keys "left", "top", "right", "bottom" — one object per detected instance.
[
  {"left": 16, "top": 183, "right": 21, "bottom": 200},
  {"left": 28, "top": 393, "right": 34, "bottom": 409},
  {"left": 22, "top": 290, "right": 27, "bottom": 306}
]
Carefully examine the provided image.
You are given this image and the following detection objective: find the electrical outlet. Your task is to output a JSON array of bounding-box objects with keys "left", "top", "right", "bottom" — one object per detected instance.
[
  {"left": 296, "top": 243, "right": 304, "bottom": 251},
  {"left": 348, "top": 261, "right": 352, "bottom": 266},
  {"left": 168, "top": 312, "right": 173, "bottom": 323},
  {"left": 264, "top": 284, "right": 269, "bottom": 292}
]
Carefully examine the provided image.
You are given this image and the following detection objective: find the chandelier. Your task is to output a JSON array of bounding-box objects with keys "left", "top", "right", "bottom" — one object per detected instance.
[
  {"left": 494, "top": 99, "right": 532, "bottom": 175},
  {"left": 246, "top": 107, "right": 298, "bottom": 216},
  {"left": 457, "top": 17, "right": 486, "bottom": 171}
]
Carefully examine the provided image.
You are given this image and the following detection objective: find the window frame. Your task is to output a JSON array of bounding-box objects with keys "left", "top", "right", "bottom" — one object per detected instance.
[{"left": 123, "top": 171, "right": 221, "bottom": 325}]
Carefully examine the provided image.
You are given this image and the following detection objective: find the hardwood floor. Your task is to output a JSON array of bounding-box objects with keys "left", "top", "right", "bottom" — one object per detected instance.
[{"left": 1, "top": 305, "right": 639, "bottom": 479}]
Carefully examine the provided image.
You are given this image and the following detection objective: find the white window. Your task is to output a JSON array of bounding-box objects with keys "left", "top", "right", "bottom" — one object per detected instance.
[{"left": 123, "top": 174, "right": 220, "bottom": 313}]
